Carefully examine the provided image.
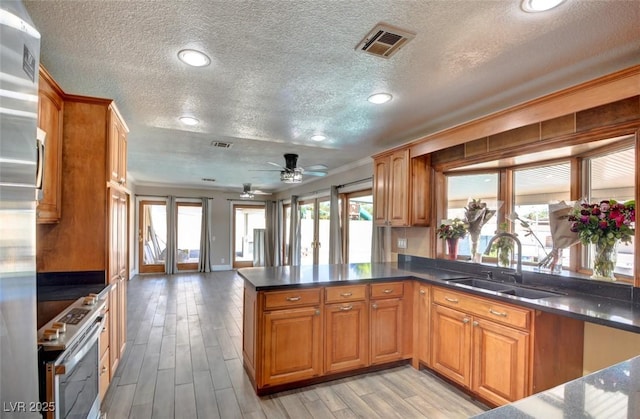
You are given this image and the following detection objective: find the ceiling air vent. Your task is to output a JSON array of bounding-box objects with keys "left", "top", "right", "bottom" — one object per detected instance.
[
  {"left": 356, "top": 23, "right": 415, "bottom": 59},
  {"left": 210, "top": 141, "right": 233, "bottom": 149}
]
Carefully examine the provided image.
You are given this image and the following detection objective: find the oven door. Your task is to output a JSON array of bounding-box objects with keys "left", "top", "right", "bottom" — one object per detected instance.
[{"left": 45, "top": 318, "right": 103, "bottom": 419}]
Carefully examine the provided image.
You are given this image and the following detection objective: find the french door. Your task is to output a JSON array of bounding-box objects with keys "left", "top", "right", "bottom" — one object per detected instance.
[
  {"left": 299, "top": 198, "right": 330, "bottom": 265},
  {"left": 138, "top": 200, "right": 166, "bottom": 273}
]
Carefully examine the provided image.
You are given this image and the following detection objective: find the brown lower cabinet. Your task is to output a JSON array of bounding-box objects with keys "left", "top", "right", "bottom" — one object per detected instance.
[
  {"left": 242, "top": 280, "right": 583, "bottom": 404},
  {"left": 430, "top": 286, "right": 583, "bottom": 406}
]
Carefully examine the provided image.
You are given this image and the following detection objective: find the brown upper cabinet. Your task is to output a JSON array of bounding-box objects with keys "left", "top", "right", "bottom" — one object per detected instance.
[
  {"left": 109, "top": 111, "right": 128, "bottom": 186},
  {"left": 36, "top": 66, "right": 64, "bottom": 224},
  {"left": 373, "top": 149, "right": 431, "bottom": 227}
]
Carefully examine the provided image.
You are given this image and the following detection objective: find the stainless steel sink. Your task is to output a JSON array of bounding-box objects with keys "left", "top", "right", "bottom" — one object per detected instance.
[{"left": 449, "top": 278, "right": 563, "bottom": 300}]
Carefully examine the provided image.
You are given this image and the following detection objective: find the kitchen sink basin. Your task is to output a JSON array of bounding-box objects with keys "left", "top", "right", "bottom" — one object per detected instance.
[
  {"left": 449, "top": 278, "right": 563, "bottom": 300},
  {"left": 448, "top": 278, "right": 514, "bottom": 292}
]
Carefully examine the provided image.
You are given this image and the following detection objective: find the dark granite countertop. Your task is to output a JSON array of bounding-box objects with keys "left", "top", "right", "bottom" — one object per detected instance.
[
  {"left": 238, "top": 261, "right": 640, "bottom": 334},
  {"left": 472, "top": 355, "right": 640, "bottom": 419}
]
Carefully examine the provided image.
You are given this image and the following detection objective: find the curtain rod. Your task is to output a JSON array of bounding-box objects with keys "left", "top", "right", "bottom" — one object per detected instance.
[
  {"left": 134, "top": 194, "right": 213, "bottom": 200},
  {"left": 337, "top": 176, "right": 373, "bottom": 189}
]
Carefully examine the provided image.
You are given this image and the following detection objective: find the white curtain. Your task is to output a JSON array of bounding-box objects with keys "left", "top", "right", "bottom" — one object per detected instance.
[
  {"left": 288, "top": 195, "right": 301, "bottom": 266},
  {"left": 329, "top": 185, "right": 343, "bottom": 264},
  {"left": 264, "top": 200, "right": 280, "bottom": 267},
  {"left": 198, "top": 198, "right": 213, "bottom": 272},
  {"left": 165, "top": 196, "right": 177, "bottom": 274},
  {"left": 371, "top": 226, "right": 390, "bottom": 263}
]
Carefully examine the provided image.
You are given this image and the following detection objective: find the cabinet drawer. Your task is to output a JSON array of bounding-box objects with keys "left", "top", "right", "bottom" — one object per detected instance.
[
  {"left": 263, "top": 288, "right": 321, "bottom": 310},
  {"left": 433, "top": 287, "right": 531, "bottom": 330},
  {"left": 99, "top": 312, "right": 109, "bottom": 358},
  {"left": 325, "top": 284, "right": 367, "bottom": 303},
  {"left": 99, "top": 348, "right": 110, "bottom": 401},
  {"left": 370, "top": 282, "right": 404, "bottom": 299}
]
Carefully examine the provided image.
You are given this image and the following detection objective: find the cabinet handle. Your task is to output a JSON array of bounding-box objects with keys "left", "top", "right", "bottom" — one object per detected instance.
[
  {"left": 340, "top": 292, "right": 353, "bottom": 297},
  {"left": 372, "top": 303, "right": 378, "bottom": 309},
  {"left": 489, "top": 308, "right": 507, "bottom": 317},
  {"left": 102, "top": 327, "right": 107, "bottom": 333},
  {"left": 463, "top": 318, "right": 470, "bottom": 324},
  {"left": 419, "top": 289, "right": 426, "bottom": 295},
  {"left": 315, "top": 309, "right": 321, "bottom": 316},
  {"left": 100, "top": 366, "right": 107, "bottom": 376},
  {"left": 339, "top": 305, "right": 353, "bottom": 311},
  {"left": 286, "top": 296, "right": 301, "bottom": 302},
  {"left": 383, "top": 289, "right": 393, "bottom": 294},
  {"left": 473, "top": 321, "right": 479, "bottom": 327},
  {"left": 444, "top": 297, "right": 459, "bottom": 303}
]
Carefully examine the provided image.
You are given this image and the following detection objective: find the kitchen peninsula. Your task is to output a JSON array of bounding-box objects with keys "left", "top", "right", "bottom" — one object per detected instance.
[{"left": 239, "top": 257, "right": 640, "bottom": 410}]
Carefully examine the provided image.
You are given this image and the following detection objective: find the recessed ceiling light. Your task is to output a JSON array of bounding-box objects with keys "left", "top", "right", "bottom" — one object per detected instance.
[
  {"left": 521, "top": 0, "right": 565, "bottom": 12},
  {"left": 311, "top": 135, "right": 326, "bottom": 142},
  {"left": 179, "top": 116, "right": 199, "bottom": 126},
  {"left": 177, "top": 49, "right": 211, "bottom": 67},
  {"left": 367, "top": 93, "right": 393, "bottom": 104}
]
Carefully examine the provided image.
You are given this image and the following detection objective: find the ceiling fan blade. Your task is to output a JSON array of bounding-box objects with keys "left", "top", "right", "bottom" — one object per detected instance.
[
  {"left": 305, "top": 171, "right": 327, "bottom": 177},
  {"left": 252, "top": 190, "right": 272, "bottom": 195},
  {"left": 249, "top": 169, "right": 281, "bottom": 172},
  {"left": 267, "top": 161, "right": 285, "bottom": 169},
  {"left": 304, "top": 164, "right": 328, "bottom": 171}
]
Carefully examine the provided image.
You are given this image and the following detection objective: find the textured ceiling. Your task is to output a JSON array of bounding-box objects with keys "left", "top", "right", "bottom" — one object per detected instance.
[{"left": 23, "top": 0, "right": 640, "bottom": 195}]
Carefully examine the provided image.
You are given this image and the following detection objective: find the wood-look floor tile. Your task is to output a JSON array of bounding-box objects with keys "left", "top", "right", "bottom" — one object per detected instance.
[{"left": 102, "top": 271, "right": 488, "bottom": 419}]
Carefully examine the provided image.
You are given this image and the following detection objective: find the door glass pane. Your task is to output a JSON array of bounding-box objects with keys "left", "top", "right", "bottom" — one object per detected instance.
[
  {"left": 177, "top": 203, "right": 202, "bottom": 265},
  {"left": 447, "top": 173, "right": 499, "bottom": 257},
  {"left": 348, "top": 195, "right": 373, "bottom": 263},
  {"left": 514, "top": 163, "right": 571, "bottom": 267},
  {"left": 141, "top": 202, "right": 166, "bottom": 269},
  {"left": 587, "top": 147, "right": 635, "bottom": 275},
  {"left": 300, "top": 202, "right": 315, "bottom": 265},
  {"left": 318, "top": 199, "right": 330, "bottom": 264},
  {"left": 234, "top": 206, "right": 265, "bottom": 265}
]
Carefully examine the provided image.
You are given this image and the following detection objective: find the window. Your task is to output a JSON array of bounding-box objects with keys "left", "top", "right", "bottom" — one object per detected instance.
[
  {"left": 299, "top": 198, "right": 330, "bottom": 265},
  {"left": 446, "top": 173, "right": 499, "bottom": 258},
  {"left": 282, "top": 204, "right": 291, "bottom": 265},
  {"left": 233, "top": 205, "right": 265, "bottom": 268},
  {"left": 138, "top": 200, "right": 167, "bottom": 273},
  {"left": 584, "top": 146, "right": 635, "bottom": 276},
  {"left": 513, "top": 162, "right": 571, "bottom": 267}
]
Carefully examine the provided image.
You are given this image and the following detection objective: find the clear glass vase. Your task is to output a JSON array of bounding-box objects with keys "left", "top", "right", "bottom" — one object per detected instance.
[
  {"left": 591, "top": 240, "right": 618, "bottom": 281},
  {"left": 469, "top": 231, "right": 482, "bottom": 263}
]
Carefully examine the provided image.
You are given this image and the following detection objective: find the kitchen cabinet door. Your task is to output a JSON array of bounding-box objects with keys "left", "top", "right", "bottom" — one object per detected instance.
[
  {"left": 431, "top": 303, "right": 472, "bottom": 388},
  {"left": 370, "top": 297, "right": 404, "bottom": 364},
  {"left": 373, "top": 149, "right": 409, "bottom": 226},
  {"left": 416, "top": 285, "right": 430, "bottom": 365},
  {"left": 325, "top": 301, "right": 369, "bottom": 373},
  {"left": 108, "top": 108, "right": 128, "bottom": 186},
  {"left": 36, "top": 67, "right": 64, "bottom": 224},
  {"left": 472, "top": 318, "right": 529, "bottom": 405},
  {"left": 262, "top": 306, "right": 322, "bottom": 387},
  {"left": 108, "top": 282, "right": 120, "bottom": 378}
]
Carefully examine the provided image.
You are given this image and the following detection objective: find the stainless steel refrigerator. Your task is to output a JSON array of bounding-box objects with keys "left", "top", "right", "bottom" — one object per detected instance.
[{"left": 0, "top": 1, "right": 41, "bottom": 417}]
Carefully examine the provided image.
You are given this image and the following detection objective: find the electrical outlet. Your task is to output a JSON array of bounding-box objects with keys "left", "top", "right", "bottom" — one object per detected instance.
[
  {"left": 397, "top": 238, "right": 407, "bottom": 249},
  {"left": 221, "top": 258, "right": 225, "bottom": 263}
]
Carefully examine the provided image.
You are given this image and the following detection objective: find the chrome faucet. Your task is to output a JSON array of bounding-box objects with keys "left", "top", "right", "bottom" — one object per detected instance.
[{"left": 484, "top": 232, "right": 523, "bottom": 283}]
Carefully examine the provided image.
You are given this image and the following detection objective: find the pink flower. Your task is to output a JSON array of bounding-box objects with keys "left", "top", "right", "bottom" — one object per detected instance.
[
  {"left": 598, "top": 220, "right": 608, "bottom": 229},
  {"left": 600, "top": 202, "right": 611, "bottom": 212}
]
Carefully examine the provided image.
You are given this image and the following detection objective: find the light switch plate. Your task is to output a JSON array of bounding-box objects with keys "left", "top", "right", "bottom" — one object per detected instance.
[{"left": 397, "top": 238, "right": 407, "bottom": 249}]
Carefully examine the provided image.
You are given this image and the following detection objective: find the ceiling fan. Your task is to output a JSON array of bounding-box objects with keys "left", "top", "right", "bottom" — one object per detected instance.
[
  {"left": 260, "top": 153, "right": 328, "bottom": 183},
  {"left": 239, "top": 183, "right": 272, "bottom": 199}
]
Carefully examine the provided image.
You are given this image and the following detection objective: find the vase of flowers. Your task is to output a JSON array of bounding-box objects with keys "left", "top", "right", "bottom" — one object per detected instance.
[
  {"left": 465, "top": 199, "right": 497, "bottom": 263},
  {"left": 568, "top": 199, "right": 635, "bottom": 281},
  {"left": 436, "top": 218, "right": 468, "bottom": 260}
]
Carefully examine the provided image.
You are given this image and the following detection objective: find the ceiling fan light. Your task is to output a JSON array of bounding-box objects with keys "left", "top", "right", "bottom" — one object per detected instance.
[
  {"left": 521, "top": 0, "right": 565, "bottom": 12},
  {"left": 280, "top": 170, "right": 303, "bottom": 183},
  {"left": 367, "top": 93, "right": 392, "bottom": 104},
  {"left": 177, "top": 49, "right": 211, "bottom": 67},
  {"left": 179, "top": 116, "right": 199, "bottom": 126}
]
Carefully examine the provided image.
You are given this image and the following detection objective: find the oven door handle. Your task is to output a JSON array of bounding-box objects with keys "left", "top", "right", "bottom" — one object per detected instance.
[{"left": 54, "top": 319, "right": 103, "bottom": 375}]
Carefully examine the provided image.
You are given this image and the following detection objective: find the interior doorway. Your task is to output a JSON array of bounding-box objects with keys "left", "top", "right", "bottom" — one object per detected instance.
[
  {"left": 138, "top": 200, "right": 167, "bottom": 273},
  {"left": 232, "top": 204, "right": 265, "bottom": 269}
]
